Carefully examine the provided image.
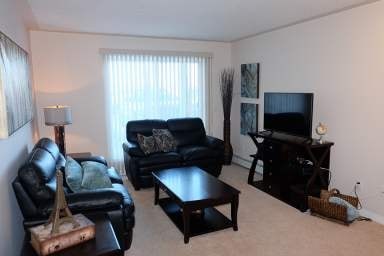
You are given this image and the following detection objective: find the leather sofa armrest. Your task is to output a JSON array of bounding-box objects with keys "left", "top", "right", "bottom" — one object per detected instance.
[
  {"left": 108, "top": 167, "right": 123, "bottom": 184},
  {"left": 12, "top": 178, "right": 39, "bottom": 218},
  {"left": 204, "top": 135, "right": 224, "bottom": 150},
  {"left": 73, "top": 156, "right": 108, "bottom": 166},
  {"left": 66, "top": 189, "right": 124, "bottom": 212},
  {"left": 123, "top": 142, "right": 145, "bottom": 157}
]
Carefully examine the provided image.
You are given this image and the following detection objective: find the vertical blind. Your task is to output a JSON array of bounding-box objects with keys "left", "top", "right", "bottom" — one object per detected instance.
[{"left": 103, "top": 51, "right": 211, "bottom": 172}]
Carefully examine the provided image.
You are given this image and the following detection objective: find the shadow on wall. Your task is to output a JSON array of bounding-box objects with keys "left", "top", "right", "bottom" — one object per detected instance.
[
  {"left": 36, "top": 83, "right": 108, "bottom": 157},
  {"left": 0, "top": 143, "right": 29, "bottom": 255}
]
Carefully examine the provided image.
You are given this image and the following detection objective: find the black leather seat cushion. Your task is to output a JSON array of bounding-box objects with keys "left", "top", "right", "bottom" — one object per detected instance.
[
  {"left": 179, "top": 146, "right": 219, "bottom": 160},
  {"left": 138, "top": 152, "right": 182, "bottom": 167}
]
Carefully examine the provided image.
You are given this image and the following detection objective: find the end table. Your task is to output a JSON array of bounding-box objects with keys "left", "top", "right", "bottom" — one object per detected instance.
[{"left": 20, "top": 214, "right": 123, "bottom": 256}]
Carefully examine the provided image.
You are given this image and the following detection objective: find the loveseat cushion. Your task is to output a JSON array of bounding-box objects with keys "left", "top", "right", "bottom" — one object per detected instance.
[
  {"left": 126, "top": 119, "right": 167, "bottom": 143},
  {"left": 138, "top": 152, "right": 182, "bottom": 167},
  {"left": 152, "top": 129, "right": 177, "bottom": 152},
  {"left": 178, "top": 146, "right": 219, "bottom": 161},
  {"left": 167, "top": 118, "right": 206, "bottom": 146},
  {"left": 65, "top": 156, "right": 83, "bottom": 192},
  {"left": 137, "top": 134, "right": 159, "bottom": 155},
  {"left": 81, "top": 161, "right": 113, "bottom": 190}
]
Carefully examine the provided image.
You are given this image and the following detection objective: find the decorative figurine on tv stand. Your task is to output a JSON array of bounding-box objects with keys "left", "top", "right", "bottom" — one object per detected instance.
[
  {"left": 29, "top": 169, "right": 95, "bottom": 256},
  {"left": 315, "top": 122, "right": 328, "bottom": 144}
]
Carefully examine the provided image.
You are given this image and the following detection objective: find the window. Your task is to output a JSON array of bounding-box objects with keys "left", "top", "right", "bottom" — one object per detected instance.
[{"left": 103, "top": 51, "right": 211, "bottom": 171}]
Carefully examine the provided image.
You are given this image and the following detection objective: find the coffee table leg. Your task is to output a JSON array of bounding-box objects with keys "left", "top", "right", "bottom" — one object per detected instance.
[
  {"left": 231, "top": 195, "right": 239, "bottom": 231},
  {"left": 154, "top": 181, "right": 159, "bottom": 205},
  {"left": 182, "top": 207, "right": 190, "bottom": 244}
]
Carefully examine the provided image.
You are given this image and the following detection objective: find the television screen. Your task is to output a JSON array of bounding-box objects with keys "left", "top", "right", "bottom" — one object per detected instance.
[{"left": 264, "top": 93, "right": 313, "bottom": 137}]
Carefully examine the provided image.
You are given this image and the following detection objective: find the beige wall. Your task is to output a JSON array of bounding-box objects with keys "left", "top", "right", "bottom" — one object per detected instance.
[
  {"left": 231, "top": 1, "right": 384, "bottom": 220},
  {"left": 0, "top": 0, "right": 36, "bottom": 254},
  {"left": 30, "top": 31, "right": 231, "bottom": 161}
]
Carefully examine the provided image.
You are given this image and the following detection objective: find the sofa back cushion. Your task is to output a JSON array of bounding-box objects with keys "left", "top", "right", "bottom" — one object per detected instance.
[
  {"left": 126, "top": 119, "right": 167, "bottom": 143},
  {"left": 167, "top": 118, "right": 206, "bottom": 147},
  {"left": 18, "top": 148, "right": 57, "bottom": 203},
  {"left": 34, "top": 137, "right": 60, "bottom": 160}
]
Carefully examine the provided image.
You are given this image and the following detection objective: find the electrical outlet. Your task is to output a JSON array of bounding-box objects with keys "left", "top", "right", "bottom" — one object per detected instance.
[{"left": 353, "top": 182, "right": 362, "bottom": 196}]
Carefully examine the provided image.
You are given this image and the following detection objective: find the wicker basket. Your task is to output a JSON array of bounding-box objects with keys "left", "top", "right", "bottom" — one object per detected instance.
[{"left": 308, "top": 188, "right": 359, "bottom": 224}]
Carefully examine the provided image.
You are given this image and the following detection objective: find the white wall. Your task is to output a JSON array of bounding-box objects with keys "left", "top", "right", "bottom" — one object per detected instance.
[
  {"left": 231, "top": 1, "right": 384, "bottom": 218},
  {"left": 29, "top": 0, "right": 384, "bottom": 221},
  {"left": 30, "top": 31, "right": 231, "bottom": 162},
  {"left": 0, "top": 0, "right": 36, "bottom": 254}
]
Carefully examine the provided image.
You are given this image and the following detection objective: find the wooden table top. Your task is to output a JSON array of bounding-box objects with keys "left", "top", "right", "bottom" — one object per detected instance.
[{"left": 153, "top": 166, "right": 240, "bottom": 205}]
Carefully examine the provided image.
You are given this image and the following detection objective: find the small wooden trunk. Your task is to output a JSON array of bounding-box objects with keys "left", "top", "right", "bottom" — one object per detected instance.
[{"left": 30, "top": 214, "right": 95, "bottom": 256}]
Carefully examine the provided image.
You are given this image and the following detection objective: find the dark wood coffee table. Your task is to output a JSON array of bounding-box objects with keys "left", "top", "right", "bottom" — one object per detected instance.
[
  {"left": 152, "top": 166, "right": 240, "bottom": 243},
  {"left": 20, "top": 213, "right": 123, "bottom": 256}
]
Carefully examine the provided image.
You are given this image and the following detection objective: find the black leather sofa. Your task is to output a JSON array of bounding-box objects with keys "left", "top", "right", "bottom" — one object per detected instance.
[
  {"left": 123, "top": 117, "right": 224, "bottom": 190},
  {"left": 12, "top": 138, "right": 135, "bottom": 251}
]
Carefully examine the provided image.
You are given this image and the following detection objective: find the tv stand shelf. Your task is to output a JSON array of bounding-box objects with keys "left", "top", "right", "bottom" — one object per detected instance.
[{"left": 248, "top": 131, "right": 334, "bottom": 211}]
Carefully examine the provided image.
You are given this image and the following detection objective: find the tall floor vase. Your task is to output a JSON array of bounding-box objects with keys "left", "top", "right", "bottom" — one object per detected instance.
[{"left": 223, "top": 119, "right": 233, "bottom": 165}]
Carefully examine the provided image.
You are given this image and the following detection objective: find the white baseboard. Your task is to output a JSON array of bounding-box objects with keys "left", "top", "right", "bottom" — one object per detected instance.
[
  {"left": 359, "top": 209, "right": 384, "bottom": 225},
  {"left": 232, "top": 154, "right": 263, "bottom": 175},
  {"left": 232, "top": 154, "right": 251, "bottom": 168}
]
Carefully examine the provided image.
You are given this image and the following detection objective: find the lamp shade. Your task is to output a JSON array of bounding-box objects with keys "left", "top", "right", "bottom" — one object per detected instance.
[{"left": 44, "top": 105, "right": 72, "bottom": 126}]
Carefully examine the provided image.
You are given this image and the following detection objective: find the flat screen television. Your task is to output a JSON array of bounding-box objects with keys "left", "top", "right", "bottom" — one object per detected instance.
[{"left": 264, "top": 92, "right": 313, "bottom": 137}]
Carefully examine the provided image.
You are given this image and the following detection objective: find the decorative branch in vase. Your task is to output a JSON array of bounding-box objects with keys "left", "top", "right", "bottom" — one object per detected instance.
[{"left": 220, "top": 68, "right": 234, "bottom": 165}]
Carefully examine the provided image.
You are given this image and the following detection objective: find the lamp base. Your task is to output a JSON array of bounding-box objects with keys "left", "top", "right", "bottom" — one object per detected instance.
[{"left": 54, "top": 125, "right": 66, "bottom": 156}]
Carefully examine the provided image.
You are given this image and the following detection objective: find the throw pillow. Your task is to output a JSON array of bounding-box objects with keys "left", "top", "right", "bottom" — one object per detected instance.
[
  {"left": 65, "top": 156, "right": 83, "bottom": 192},
  {"left": 137, "top": 134, "right": 159, "bottom": 155},
  {"left": 329, "top": 196, "right": 359, "bottom": 222},
  {"left": 81, "top": 161, "right": 113, "bottom": 190},
  {"left": 152, "top": 129, "right": 177, "bottom": 152}
]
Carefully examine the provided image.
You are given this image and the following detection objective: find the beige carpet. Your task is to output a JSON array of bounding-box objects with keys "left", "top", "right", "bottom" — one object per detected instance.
[{"left": 124, "top": 165, "right": 384, "bottom": 256}]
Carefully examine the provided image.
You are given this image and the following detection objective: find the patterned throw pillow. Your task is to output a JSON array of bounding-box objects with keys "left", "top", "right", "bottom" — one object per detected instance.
[
  {"left": 81, "top": 161, "right": 113, "bottom": 190},
  {"left": 152, "top": 129, "right": 177, "bottom": 152},
  {"left": 137, "top": 134, "right": 159, "bottom": 155},
  {"left": 65, "top": 156, "right": 83, "bottom": 192}
]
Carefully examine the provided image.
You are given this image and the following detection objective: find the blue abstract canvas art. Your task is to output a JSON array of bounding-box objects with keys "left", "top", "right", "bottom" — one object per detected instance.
[
  {"left": 241, "top": 63, "right": 259, "bottom": 99},
  {"left": 240, "top": 103, "right": 258, "bottom": 135}
]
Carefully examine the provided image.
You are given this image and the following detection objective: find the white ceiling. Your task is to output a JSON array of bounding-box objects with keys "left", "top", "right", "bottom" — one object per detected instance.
[{"left": 27, "top": 0, "right": 377, "bottom": 42}]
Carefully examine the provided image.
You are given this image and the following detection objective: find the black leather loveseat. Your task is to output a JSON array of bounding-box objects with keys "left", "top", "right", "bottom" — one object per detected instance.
[
  {"left": 123, "top": 117, "right": 224, "bottom": 190},
  {"left": 12, "top": 138, "right": 135, "bottom": 251}
]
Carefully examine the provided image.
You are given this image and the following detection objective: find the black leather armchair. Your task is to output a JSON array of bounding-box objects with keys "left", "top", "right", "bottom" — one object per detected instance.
[
  {"left": 12, "top": 138, "right": 135, "bottom": 251},
  {"left": 123, "top": 118, "right": 224, "bottom": 190}
]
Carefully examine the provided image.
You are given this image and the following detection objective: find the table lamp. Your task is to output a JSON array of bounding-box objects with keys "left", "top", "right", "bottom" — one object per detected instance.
[{"left": 44, "top": 105, "right": 72, "bottom": 155}]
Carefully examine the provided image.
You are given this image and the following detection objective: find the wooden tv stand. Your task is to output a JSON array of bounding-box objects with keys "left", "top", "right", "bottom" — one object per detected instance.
[{"left": 248, "top": 131, "right": 334, "bottom": 211}]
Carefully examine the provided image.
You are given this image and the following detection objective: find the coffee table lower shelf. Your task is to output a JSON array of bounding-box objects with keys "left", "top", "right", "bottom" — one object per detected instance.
[{"left": 159, "top": 198, "right": 233, "bottom": 239}]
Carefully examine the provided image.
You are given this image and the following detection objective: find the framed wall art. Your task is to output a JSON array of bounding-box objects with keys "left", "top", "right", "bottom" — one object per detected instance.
[
  {"left": 0, "top": 31, "right": 33, "bottom": 138},
  {"left": 240, "top": 103, "right": 258, "bottom": 135},
  {"left": 241, "top": 63, "right": 260, "bottom": 99}
]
